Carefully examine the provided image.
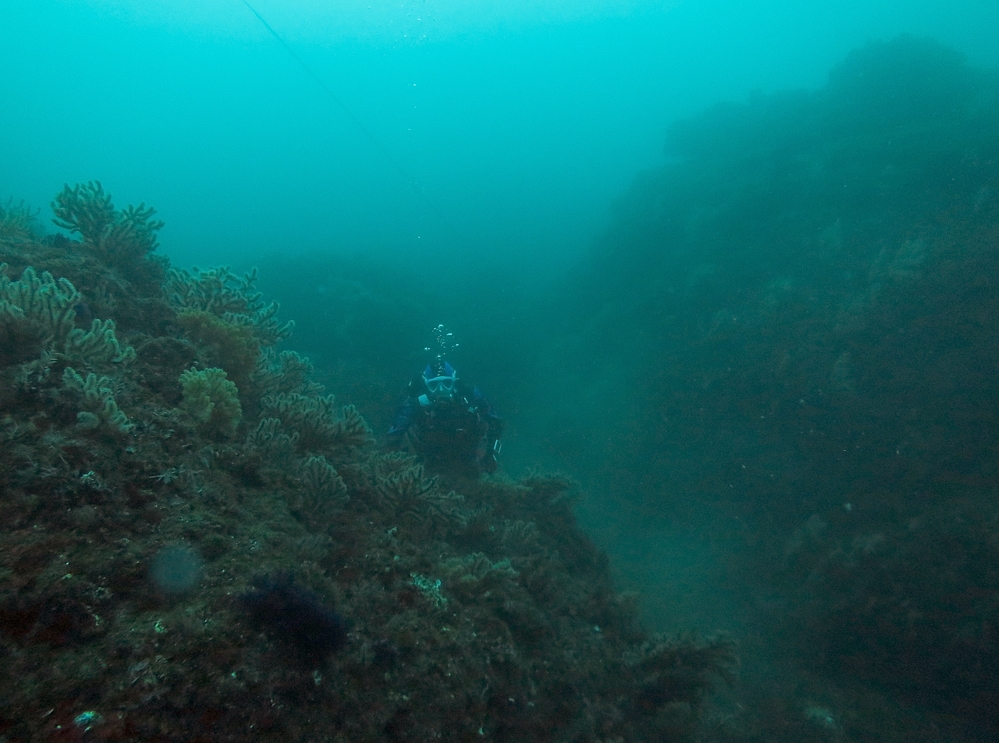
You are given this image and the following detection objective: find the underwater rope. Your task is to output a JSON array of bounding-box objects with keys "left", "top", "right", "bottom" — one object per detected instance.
[{"left": 239, "top": 0, "right": 448, "bottom": 226}]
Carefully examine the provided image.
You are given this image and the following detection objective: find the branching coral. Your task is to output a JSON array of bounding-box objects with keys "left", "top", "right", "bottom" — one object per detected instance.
[
  {"left": 300, "top": 455, "right": 348, "bottom": 502},
  {"left": 623, "top": 633, "right": 738, "bottom": 711},
  {"left": 252, "top": 349, "right": 323, "bottom": 399},
  {"left": 369, "top": 452, "right": 468, "bottom": 536},
  {"left": 66, "top": 318, "right": 136, "bottom": 365},
  {"left": 179, "top": 367, "right": 242, "bottom": 439},
  {"left": 332, "top": 404, "right": 375, "bottom": 453},
  {"left": 245, "top": 417, "right": 300, "bottom": 466},
  {"left": 0, "top": 199, "right": 40, "bottom": 243},
  {"left": 52, "top": 181, "right": 114, "bottom": 243},
  {"left": 441, "top": 553, "right": 519, "bottom": 601},
  {"left": 175, "top": 308, "right": 259, "bottom": 388},
  {"left": 166, "top": 266, "right": 293, "bottom": 347},
  {"left": 62, "top": 367, "right": 133, "bottom": 433},
  {"left": 415, "top": 488, "right": 467, "bottom": 529},
  {"left": 260, "top": 393, "right": 373, "bottom": 456},
  {"left": 373, "top": 452, "right": 438, "bottom": 502},
  {"left": 0, "top": 264, "right": 134, "bottom": 366},
  {"left": 260, "top": 392, "right": 337, "bottom": 452},
  {"left": 500, "top": 519, "right": 540, "bottom": 553},
  {"left": 519, "top": 472, "right": 577, "bottom": 506},
  {"left": 51, "top": 181, "right": 164, "bottom": 263},
  {"left": 0, "top": 264, "right": 79, "bottom": 345},
  {"left": 290, "top": 455, "right": 349, "bottom": 528}
]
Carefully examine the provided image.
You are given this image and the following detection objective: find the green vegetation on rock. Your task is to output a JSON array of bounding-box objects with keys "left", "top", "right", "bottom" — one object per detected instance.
[
  {"left": 0, "top": 183, "right": 732, "bottom": 742},
  {"left": 179, "top": 366, "right": 243, "bottom": 439}
]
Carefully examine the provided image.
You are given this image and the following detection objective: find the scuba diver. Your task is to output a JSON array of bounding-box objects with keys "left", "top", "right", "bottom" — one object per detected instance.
[{"left": 387, "top": 325, "right": 503, "bottom": 477}]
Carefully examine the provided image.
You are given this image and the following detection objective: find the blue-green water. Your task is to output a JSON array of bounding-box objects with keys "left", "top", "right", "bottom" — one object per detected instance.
[{"left": 4, "top": 2, "right": 999, "bottom": 740}]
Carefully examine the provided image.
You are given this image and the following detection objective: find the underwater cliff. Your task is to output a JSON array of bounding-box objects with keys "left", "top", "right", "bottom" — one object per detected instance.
[{"left": 528, "top": 35, "right": 999, "bottom": 740}]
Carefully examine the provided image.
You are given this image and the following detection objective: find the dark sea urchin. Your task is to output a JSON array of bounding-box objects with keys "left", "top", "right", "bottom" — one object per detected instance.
[{"left": 239, "top": 571, "right": 347, "bottom": 661}]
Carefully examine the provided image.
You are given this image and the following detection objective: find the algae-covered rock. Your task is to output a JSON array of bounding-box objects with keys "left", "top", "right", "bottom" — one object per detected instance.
[{"left": 0, "top": 183, "right": 734, "bottom": 743}]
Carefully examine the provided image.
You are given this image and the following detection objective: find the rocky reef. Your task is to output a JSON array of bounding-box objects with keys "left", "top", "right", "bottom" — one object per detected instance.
[
  {"left": 0, "top": 185, "right": 733, "bottom": 741},
  {"left": 542, "top": 36, "right": 999, "bottom": 741}
]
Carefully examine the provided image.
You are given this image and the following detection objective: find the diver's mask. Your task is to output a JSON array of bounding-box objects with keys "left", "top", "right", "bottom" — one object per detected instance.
[{"left": 421, "top": 362, "right": 457, "bottom": 402}]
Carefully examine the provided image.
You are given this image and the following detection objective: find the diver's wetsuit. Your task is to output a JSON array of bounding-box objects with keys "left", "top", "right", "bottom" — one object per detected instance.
[{"left": 388, "top": 376, "right": 502, "bottom": 477}]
